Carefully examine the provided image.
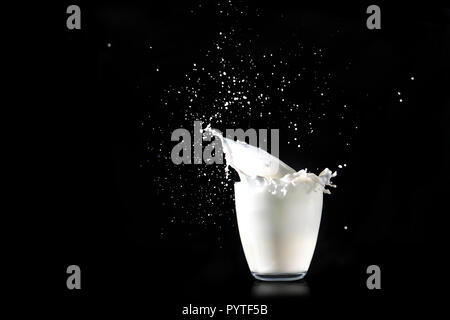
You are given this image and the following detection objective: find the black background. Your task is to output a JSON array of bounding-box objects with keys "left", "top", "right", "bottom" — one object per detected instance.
[{"left": 19, "top": 0, "right": 449, "bottom": 317}]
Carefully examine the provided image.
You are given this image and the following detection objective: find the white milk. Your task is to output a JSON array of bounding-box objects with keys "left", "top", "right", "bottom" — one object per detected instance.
[{"left": 204, "top": 126, "right": 336, "bottom": 281}]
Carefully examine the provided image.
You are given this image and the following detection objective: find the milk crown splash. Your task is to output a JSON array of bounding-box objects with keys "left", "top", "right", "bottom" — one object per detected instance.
[{"left": 203, "top": 125, "right": 337, "bottom": 197}]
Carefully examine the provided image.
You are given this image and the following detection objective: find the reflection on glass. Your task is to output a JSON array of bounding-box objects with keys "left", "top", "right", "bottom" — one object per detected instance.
[{"left": 251, "top": 280, "right": 311, "bottom": 298}]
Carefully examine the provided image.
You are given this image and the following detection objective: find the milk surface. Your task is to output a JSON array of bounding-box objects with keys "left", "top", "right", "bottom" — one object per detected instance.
[{"left": 204, "top": 126, "right": 336, "bottom": 280}]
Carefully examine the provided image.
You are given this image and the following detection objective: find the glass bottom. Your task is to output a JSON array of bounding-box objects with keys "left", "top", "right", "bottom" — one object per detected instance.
[{"left": 251, "top": 272, "right": 307, "bottom": 281}]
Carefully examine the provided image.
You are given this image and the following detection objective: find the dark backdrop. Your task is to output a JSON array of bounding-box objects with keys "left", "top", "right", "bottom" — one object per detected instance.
[{"left": 24, "top": 0, "right": 449, "bottom": 317}]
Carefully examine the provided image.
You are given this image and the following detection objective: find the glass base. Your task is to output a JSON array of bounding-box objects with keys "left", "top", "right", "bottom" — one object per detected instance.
[{"left": 251, "top": 272, "right": 307, "bottom": 281}]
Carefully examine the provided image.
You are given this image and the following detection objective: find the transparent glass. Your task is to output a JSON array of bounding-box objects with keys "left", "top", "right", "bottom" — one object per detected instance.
[
  {"left": 234, "top": 181, "right": 323, "bottom": 281},
  {"left": 252, "top": 272, "right": 307, "bottom": 281}
]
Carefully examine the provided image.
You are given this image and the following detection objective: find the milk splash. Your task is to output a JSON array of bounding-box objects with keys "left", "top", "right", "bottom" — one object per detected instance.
[{"left": 203, "top": 124, "right": 337, "bottom": 197}]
